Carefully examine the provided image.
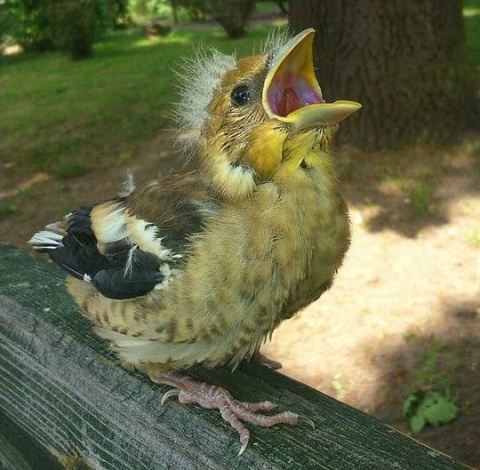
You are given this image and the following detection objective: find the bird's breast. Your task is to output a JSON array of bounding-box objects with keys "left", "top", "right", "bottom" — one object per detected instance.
[
  {"left": 157, "top": 178, "right": 350, "bottom": 367},
  {"left": 85, "top": 177, "right": 350, "bottom": 370}
]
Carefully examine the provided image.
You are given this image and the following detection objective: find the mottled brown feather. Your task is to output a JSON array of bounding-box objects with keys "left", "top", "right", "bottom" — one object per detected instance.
[{"left": 63, "top": 41, "right": 351, "bottom": 373}]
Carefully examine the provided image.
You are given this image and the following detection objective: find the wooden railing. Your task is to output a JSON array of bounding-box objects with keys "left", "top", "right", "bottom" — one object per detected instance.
[{"left": 0, "top": 243, "right": 468, "bottom": 470}]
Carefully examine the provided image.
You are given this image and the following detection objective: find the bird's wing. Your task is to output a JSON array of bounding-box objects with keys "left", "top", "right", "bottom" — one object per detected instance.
[{"left": 30, "top": 172, "right": 218, "bottom": 300}]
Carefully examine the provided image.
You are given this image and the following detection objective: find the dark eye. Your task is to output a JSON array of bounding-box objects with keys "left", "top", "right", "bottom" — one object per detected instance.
[{"left": 231, "top": 84, "right": 251, "bottom": 107}]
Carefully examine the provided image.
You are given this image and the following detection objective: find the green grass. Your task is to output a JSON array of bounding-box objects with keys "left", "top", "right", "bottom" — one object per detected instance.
[
  {"left": 0, "top": 202, "right": 18, "bottom": 216},
  {"left": 54, "top": 160, "right": 92, "bottom": 179},
  {"left": 1, "top": 2, "right": 478, "bottom": 181},
  {"left": 0, "top": 24, "right": 286, "bottom": 178},
  {"left": 467, "top": 230, "right": 480, "bottom": 248},
  {"left": 464, "top": 0, "right": 480, "bottom": 71},
  {"left": 408, "top": 184, "right": 434, "bottom": 217}
]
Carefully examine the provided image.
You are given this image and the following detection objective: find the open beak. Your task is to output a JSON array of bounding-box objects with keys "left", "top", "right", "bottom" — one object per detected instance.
[{"left": 263, "top": 28, "right": 361, "bottom": 131}]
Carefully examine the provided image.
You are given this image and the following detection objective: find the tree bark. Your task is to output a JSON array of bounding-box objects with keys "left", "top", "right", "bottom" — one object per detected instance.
[
  {"left": 206, "top": 0, "right": 255, "bottom": 38},
  {"left": 289, "top": 0, "right": 478, "bottom": 150}
]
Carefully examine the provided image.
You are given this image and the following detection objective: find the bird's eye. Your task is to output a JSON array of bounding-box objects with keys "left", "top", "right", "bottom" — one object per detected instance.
[{"left": 231, "top": 84, "right": 251, "bottom": 107}]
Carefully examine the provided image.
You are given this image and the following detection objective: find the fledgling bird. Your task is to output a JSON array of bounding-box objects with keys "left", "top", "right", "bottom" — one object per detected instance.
[{"left": 30, "top": 29, "right": 361, "bottom": 455}]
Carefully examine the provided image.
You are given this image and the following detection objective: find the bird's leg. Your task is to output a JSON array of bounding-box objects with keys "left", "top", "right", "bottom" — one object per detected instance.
[
  {"left": 250, "top": 351, "right": 282, "bottom": 370},
  {"left": 147, "top": 370, "right": 307, "bottom": 455}
]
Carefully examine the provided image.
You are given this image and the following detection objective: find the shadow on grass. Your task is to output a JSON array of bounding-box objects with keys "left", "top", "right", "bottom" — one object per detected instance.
[{"left": 337, "top": 139, "right": 480, "bottom": 238}]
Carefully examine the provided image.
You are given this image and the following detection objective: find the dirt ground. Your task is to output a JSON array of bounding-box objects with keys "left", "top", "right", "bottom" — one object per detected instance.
[{"left": 1, "top": 131, "right": 479, "bottom": 468}]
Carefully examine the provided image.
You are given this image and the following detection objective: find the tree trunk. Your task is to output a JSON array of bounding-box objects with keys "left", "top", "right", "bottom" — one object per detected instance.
[
  {"left": 289, "top": 0, "right": 478, "bottom": 150},
  {"left": 206, "top": 0, "right": 255, "bottom": 38},
  {"left": 170, "top": 0, "right": 179, "bottom": 24}
]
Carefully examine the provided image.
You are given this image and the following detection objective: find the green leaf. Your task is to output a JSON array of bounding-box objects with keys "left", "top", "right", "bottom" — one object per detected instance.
[
  {"left": 419, "top": 391, "right": 459, "bottom": 426},
  {"left": 404, "top": 390, "right": 459, "bottom": 433},
  {"left": 410, "top": 414, "right": 427, "bottom": 433},
  {"left": 403, "top": 390, "right": 423, "bottom": 418}
]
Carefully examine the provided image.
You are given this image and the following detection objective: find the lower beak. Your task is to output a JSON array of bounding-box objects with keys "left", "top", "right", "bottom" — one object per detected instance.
[{"left": 262, "top": 28, "right": 361, "bottom": 131}]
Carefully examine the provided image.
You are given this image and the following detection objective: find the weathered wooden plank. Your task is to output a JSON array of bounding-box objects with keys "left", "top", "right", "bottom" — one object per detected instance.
[
  {"left": 0, "top": 242, "right": 468, "bottom": 469},
  {"left": 0, "top": 411, "right": 64, "bottom": 470},
  {"left": 0, "top": 415, "right": 33, "bottom": 470}
]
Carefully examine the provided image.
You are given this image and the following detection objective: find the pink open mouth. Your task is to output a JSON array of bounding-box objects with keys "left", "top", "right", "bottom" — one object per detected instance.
[
  {"left": 267, "top": 77, "right": 325, "bottom": 117},
  {"left": 262, "top": 29, "right": 325, "bottom": 120},
  {"left": 262, "top": 29, "right": 361, "bottom": 129}
]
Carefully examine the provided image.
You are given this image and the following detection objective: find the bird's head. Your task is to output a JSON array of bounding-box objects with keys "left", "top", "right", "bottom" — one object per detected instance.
[{"left": 176, "top": 29, "right": 361, "bottom": 200}]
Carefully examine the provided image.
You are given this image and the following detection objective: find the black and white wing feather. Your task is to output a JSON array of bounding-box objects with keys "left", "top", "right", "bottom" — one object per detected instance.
[{"left": 29, "top": 175, "right": 217, "bottom": 300}]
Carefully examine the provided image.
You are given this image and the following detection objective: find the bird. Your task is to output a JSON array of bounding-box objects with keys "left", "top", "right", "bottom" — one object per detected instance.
[{"left": 29, "top": 28, "right": 361, "bottom": 455}]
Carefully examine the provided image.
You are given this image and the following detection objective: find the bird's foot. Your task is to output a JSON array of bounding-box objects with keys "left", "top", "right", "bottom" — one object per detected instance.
[
  {"left": 149, "top": 371, "right": 310, "bottom": 455},
  {"left": 251, "top": 351, "right": 282, "bottom": 370}
]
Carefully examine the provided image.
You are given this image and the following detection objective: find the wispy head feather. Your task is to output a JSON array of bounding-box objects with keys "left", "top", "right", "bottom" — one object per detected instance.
[
  {"left": 262, "top": 27, "right": 291, "bottom": 57},
  {"left": 174, "top": 48, "right": 237, "bottom": 151},
  {"left": 173, "top": 29, "right": 291, "bottom": 155}
]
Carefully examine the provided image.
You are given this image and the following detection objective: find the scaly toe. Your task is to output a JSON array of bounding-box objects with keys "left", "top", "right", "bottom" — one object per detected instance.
[{"left": 238, "top": 400, "right": 277, "bottom": 412}]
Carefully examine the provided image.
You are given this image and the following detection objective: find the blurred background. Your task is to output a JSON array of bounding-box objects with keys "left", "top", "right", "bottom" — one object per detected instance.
[{"left": 1, "top": 0, "right": 479, "bottom": 467}]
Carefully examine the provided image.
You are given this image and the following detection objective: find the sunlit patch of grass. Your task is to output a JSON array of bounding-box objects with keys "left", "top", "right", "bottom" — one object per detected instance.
[
  {"left": 1, "top": 24, "right": 286, "bottom": 182},
  {"left": 463, "top": 8, "right": 480, "bottom": 16},
  {"left": 464, "top": 0, "right": 480, "bottom": 70},
  {"left": 467, "top": 231, "right": 480, "bottom": 248},
  {"left": 331, "top": 374, "right": 348, "bottom": 399}
]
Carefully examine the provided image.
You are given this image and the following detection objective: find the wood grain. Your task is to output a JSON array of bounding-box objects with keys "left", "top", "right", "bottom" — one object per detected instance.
[{"left": 0, "top": 243, "right": 468, "bottom": 469}]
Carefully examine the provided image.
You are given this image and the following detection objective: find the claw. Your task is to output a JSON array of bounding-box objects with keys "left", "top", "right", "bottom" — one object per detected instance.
[
  {"left": 161, "top": 388, "right": 181, "bottom": 405},
  {"left": 298, "top": 414, "right": 315, "bottom": 430},
  {"left": 238, "top": 434, "right": 249, "bottom": 456}
]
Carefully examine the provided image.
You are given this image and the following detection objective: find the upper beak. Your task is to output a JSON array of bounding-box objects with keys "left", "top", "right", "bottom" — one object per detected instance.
[{"left": 262, "top": 28, "right": 361, "bottom": 131}]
